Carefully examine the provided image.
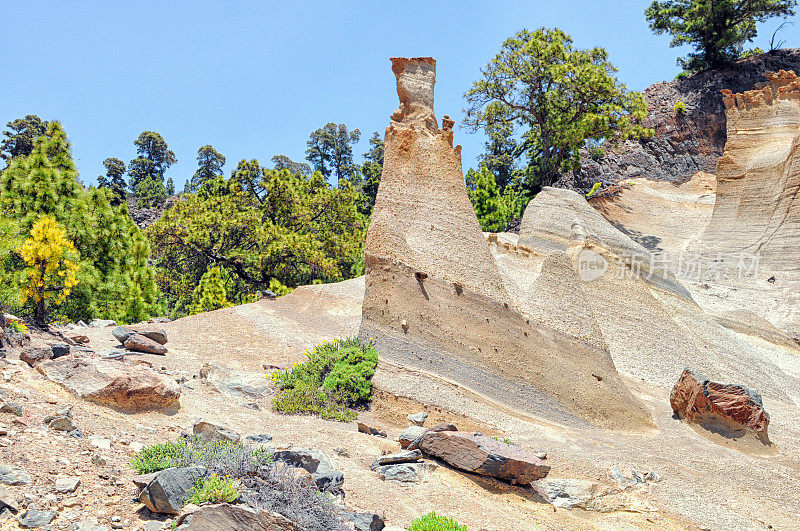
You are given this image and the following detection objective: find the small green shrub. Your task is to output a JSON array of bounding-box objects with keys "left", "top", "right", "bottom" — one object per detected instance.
[
  {"left": 271, "top": 337, "right": 378, "bottom": 421},
  {"left": 588, "top": 145, "right": 605, "bottom": 161},
  {"left": 130, "top": 436, "right": 272, "bottom": 475},
  {"left": 674, "top": 100, "right": 687, "bottom": 114},
  {"left": 408, "top": 512, "right": 468, "bottom": 531},
  {"left": 185, "top": 473, "right": 240, "bottom": 505},
  {"left": 130, "top": 438, "right": 189, "bottom": 474}
]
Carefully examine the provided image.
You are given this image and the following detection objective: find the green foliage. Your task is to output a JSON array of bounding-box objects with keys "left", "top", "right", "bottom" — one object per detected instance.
[
  {"left": 674, "top": 100, "right": 687, "bottom": 114},
  {"left": 128, "top": 131, "right": 176, "bottom": 206},
  {"left": 0, "top": 123, "right": 160, "bottom": 324},
  {"left": 464, "top": 28, "right": 652, "bottom": 195},
  {"left": 130, "top": 436, "right": 273, "bottom": 475},
  {"left": 186, "top": 473, "right": 240, "bottom": 505},
  {"left": 306, "top": 123, "right": 361, "bottom": 184},
  {"left": 408, "top": 512, "right": 467, "bottom": 531},
  {"left": 8, "top": 320, "right": 27, "bottom": 334},
  {"left": 192, "top": 265, "right": 232, "bottom": 313},
  {"left": 585, "top": 182, "right": 603, "bottom": 199},
  {"left": 97, "top": 157, "right": 127, "bottom": 203},
  {"left": 165, "top": 177, "right": 175, "bottom": 196},
  {"left": 268, "top": 278, "right": 293, "bottom": 297},
  {"left": 271, "top": 155, "right": 311, "bottom": 176},
  {"left": 187, "top": 145, "right": 226, "bottom": 193},
  {"left": 130, "top": 438, "right": 190, "bottom": 474},
  {"left": 272, "top": 337, "right": 378, "bottom": 421},
  {"left": 360, "top": 132, "right": 384, "bottom": 214},
  {"left": 147, "top": 164, "right": 366, "bottom": 317},
  {"left": 468, "top": 165, "right": 527, "bottom": 232},
  {"left": 0, "top": 217, "right": 23, "bottom": 316},
  {"left": 645, "top": 0, "right": 796, "bottom": 72},
  {"left": 1, "top": 115, "right": 48, "bottom": 166}
]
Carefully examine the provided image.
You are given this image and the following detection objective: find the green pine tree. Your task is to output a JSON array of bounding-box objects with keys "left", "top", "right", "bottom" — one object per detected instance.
[
  {"left": 191, "top": 266, "right": 231, "bottom": 314},
  {"left": 0, "top": 123, "right": 161, "bottom": 324}
]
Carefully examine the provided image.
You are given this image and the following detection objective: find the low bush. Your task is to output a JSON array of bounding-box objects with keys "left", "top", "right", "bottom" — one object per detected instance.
[
  {"left": 130, "top": 436, "right": 272, "bottom": 475},
  {"left": 271, "top": 337, "right": 378, "bottom": 421},
  {"left": 674, "top": 100, "right": 687, "bottom": 114},
  {"left": 408, "top": 512, "right": 468, "bottom": 531},
  {"left": 186, "top": 473, "right": 240, "bottom": 505},
  {"left": 129, "top": 437, "right": 344, "bottom": 530}
]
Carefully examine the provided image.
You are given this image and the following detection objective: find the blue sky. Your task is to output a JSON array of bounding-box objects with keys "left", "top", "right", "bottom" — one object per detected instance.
[{"left": 3, "top": 1, "right": 798, "bottom": 189}]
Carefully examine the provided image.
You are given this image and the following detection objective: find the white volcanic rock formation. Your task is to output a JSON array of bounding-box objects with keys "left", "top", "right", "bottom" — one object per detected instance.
[
  {"left": 513, "top": 187, "right": 792, "bottom": 400},
  {"left": 361, "top": 58, "right": 651, "bottom": 430}
]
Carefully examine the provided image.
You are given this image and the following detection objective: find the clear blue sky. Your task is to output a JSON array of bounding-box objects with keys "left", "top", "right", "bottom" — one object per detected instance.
[{"left": 3, "top": 1, "right": 798, "bottom": 189}]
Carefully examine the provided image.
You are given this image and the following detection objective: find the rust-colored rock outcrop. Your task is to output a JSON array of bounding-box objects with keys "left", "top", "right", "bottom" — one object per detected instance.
[
  {"left": 419, "top": 430, "right": 550, "bottom": 485},
  {"left": 670, "top": 368, "right": 770, "bottom": 443}
]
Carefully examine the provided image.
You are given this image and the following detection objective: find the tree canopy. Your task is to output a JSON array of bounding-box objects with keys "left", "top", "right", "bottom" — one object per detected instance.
[
  {"left": 187, "top": 145, "right": 226, "bottom": 193},
  {"left": 464, "top": 28, "right": 651, "bottom": 195},
  {"left": 0, "top": 122, "right": 160, "bottom": 324},
  {"left": 1, "top": 115, "right": 49, "bottom": 167},
  {"left": 128, "top": 131, "right": 176, "bottom": 206},
  {"left": 147, "top": 164, "right": 367, "bottom": 316},
  {"left": 97, "top": 157, "right": 127, "bottom": 203},
  {"left": 306, "top": 123, "right": 361, "bottom": 185},
  {"left": 646, "top": 0, "right": 797, "bottom": 71}
]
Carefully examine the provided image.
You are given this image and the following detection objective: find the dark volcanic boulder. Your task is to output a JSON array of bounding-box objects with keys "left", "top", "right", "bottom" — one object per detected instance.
[
  {"left": 670, "top": 368, "right": 770, "bottom": 443},
  {"left": 137, "top": 466, "right": 207, "bottom": 515},
  {"left": 419, "top": 430, "right": 550, "bottom": 485}
]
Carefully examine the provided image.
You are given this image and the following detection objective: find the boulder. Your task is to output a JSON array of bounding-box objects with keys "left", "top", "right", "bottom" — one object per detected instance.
[
  {"left": 17, "top": 509, "right": 56, "bottom": 528},
  {"left": 112, "top": 326, "right": 135, "bottom": 344},
  {"left": 371, "top": 450, "right": 422, "bottom": 469},
  {"left": 345, "top": 512, "right": 386, "bottom": 531},
  {"left": 398, "top": 425, "right": 427, "bottom": 450},
  {"left": 0, "top": 465, "right": 31, "bottom": 485},
  {"left": 137, "top": 466, "right": 207, "bottom": 515},
  {"left": 124, "top": 334, "right": 167, "bottom": 355},
  {"left": 43, "top": 414, "right": 76, "bottom": 432},
  {"left": 55, "top": 476, "right": 80, "bottom": 493},
  {"left": 375, "top": 464, "right": 421, "bottom": 483},
  {"left": 358, "top": 421, "right": 387, "bottom": 438},
  {"left": 68, "top": 335, "right": 90, "bottom": 345},
  {"left": 50, "top": 343, "right": 71, "bottom": 358},
  {"left": 192, "top": 421, "right": 240, "bottom": 444},
  {"left": 178, "top": 503, "right": 301, "bottom": 531},
  {"left": 245, "top": 434, "right": 273, "bottom": 444},
  {"left": 407, "top": 412, "right": 428, "bottom": 426},
  {"left": 0, "top": 402, "right": 23, "bottom": 416},
  {"left": 670, "top": 368, "right": 770, "bottom": 443},
  {"left": 115, "top": 325, "right": 167, "bottom": 345},
  {"left": 20, "top": 347, "right": 51, "bottom": 367},
  {"left": 419, "top": 431, "right": 550, "bottom": 484},
  {"left": 37, "top": 356, "right": 180, "bottom": 412},
  {"left": 532, "top": 479, "right": 618, "bottom": 510},
  {"left": 271, "top": 448, "right": 344, "bottom": 493}
]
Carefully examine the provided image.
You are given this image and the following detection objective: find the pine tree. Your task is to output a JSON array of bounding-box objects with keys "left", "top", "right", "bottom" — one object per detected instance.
[
  {"left": 468, "top": 165, "right": 528, "bottom": 232},
  {"left": 1, "top": 125, "right": 161, "bottom": 323},
  {"left": 165, "top": 177, "right": 175, "bottom": 196},
  {"left": 191, "top": 265, "right": 231, "bottom": 314},
  {"left": 97, "top": 158, "right": 127, "bottom": 203},
  {"left": 1, "top": 122, "right": 80, "bottom": 227},
  {"left": 17, "top": 216, "right": 80, "bottom": 325}
]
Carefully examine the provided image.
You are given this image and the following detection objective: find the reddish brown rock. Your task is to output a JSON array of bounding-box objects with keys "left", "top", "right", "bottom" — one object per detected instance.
[
  {"left": 357, "top": 422, "right": 387, "bottom": 438},
  {"left": 419, "top": 430, "right": 550, "bottom": 484},
  {"left": 670, "top": 368, "right": 770, "bottom": 443},
  {"left": 124, "top": 334, "right": 167, "bottom": 355},
  {"left": 36, "top": 355, "right": 180, "bottom": 412},
  {"left": 20, "top": 347, "right": 52, "bottom": 367}
]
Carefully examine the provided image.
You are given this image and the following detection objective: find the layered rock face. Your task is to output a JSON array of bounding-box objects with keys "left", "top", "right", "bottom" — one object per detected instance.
[
  {"left": 696, "top": 70, "right": 800, "bottom": 270},
  {"left": 361, "top": 58, "right": 651, "bottom": 430},
  {"left": 686, "top": 70, "right": 800, "bottom": 335},
  {"left": 512, "top": 187, "right": 791, "bottom": 397},
  {"left": 569, "top": 49, "right": 800, "bottom": 190}
]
